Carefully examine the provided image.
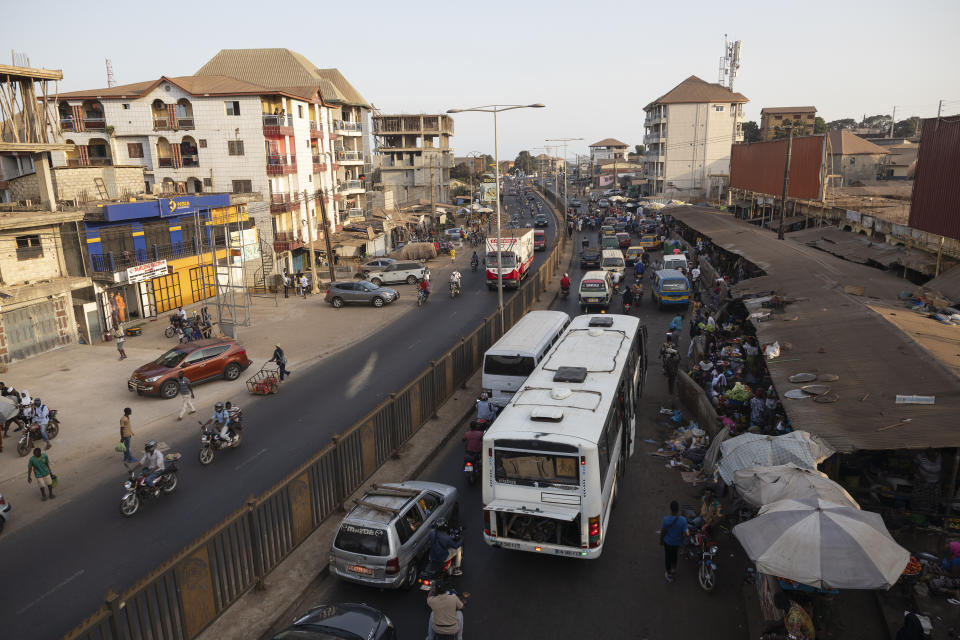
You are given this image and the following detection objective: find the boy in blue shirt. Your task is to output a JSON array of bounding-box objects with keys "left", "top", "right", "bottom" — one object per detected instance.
[{"left": 660, "top": 500, "right": 688, "bottom": 582}]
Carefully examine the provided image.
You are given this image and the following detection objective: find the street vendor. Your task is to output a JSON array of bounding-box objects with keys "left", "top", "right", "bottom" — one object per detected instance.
[{"left": 691, "top": 487, "right": 723, "bottom": 534}]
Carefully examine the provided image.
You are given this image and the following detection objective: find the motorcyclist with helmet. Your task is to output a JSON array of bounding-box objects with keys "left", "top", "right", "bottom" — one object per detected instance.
[
  {"left": 140, "top": 440, "right": 165, "bottom": 494},
  {"left": 560, "top": 273, "right": 571, "bottom": 295},
  {"left": 427, "top": 517, "right": 463, "bottom": 577},
  {"left": 470, "top": 251, "right": 479, "bottom": 272},
  {"left": 449, "top": 270, "right": 462, "bottom": 296},
  {"left": 208, "top": 401, "right": 234, "bottom": 443},
  {"left": 418, "top": 276, "right": 431, "bottom": 302},
  {"left": 476, "top": 392, "right": 497, "bottom": 424}
]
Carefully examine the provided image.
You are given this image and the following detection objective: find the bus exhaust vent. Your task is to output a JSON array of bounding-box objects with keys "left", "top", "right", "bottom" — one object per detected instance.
[
  {"left": 553, "top": 366, "right": 587, "bottom": 383},
  {"left": 530, "top": 407, "right": 564, "bottom": 422},
  {"left": 588, "top": 316, "right": 613, "bottom": 327}
]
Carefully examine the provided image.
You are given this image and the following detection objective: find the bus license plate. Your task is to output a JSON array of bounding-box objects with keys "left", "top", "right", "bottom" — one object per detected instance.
[
  {"left": 347, "top": 565, "right": 373, "bottom": 576},
  {"left": 463, "top": 465, "right": 473, "bottom": 472}
]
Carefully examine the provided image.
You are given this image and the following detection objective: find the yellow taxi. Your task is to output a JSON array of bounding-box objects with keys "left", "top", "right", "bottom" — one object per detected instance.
[
  {"left": 638, "top": 234, "right": 661, "bottom": 251},
  {"left": 600, "top": 225, "right": 616, "bottom": 237},
  {"left": 625, "top": 246, "right": 645, "bottom": 264}
]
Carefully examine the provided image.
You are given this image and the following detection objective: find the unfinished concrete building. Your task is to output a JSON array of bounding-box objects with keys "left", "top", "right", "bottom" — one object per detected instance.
[{"left": 373, "top": 114, "right": 453, "bottom": 207}]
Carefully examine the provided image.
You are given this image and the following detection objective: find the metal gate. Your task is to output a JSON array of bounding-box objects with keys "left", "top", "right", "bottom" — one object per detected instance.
[
  {"left": 2, "top": 301, "right": 60, "bottom": 361},
  {"left": 188, "top": 265, "right": 216, "bottom": 304},
  {"left": 151, "top": 272, "right": 183, "bottom": 313}
]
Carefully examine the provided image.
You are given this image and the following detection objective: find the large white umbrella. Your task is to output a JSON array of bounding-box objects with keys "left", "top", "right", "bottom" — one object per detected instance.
[
  {"left": 476, "top": 206, "right": 494, "bottom": 213},
  {"left": 733, "top": 463, "right": 859, "bottom": 509},
  {"left": 733, "top": 497, "right": 909, "bottom": 589},
  {"left": 718, "top": 431, "right": 834, "bottom": 484}
]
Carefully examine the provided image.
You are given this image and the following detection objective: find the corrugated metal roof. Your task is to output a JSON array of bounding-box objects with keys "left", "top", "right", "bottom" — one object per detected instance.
[
  {"left": 921, "top": 263, "right": 960, "bottom": 305},
  {"left": 315, "top": 69, "right": 369, "bottom": 107},
  {"left": 828, "top": 130, "right": 890, "bottom": 156},
  {"left": 644, "top": 75, "right": 748, "bottom": 111},
  {"left": 670, "top": 206, "right": 960, "bottom": 452},
  {"left": 730, "top": 136, "right": 826, "bottom": 200},
  {"left": 787, "top": 226, "right": 943, "bottom": 273},
  {"left": 908, "top": 115, "right": 960, "bottom": 241}
]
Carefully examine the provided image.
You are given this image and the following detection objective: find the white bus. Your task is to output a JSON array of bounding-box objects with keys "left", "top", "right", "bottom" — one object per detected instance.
[
  {"left": 481, "top": 310, "right": 571, "bottom": 409},
  {"left": 481, "top": 314, "right": 647, "bottom": 558}
]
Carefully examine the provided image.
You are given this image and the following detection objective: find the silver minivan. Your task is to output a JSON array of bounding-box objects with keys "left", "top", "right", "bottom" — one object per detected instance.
[{"left": 329, "top": 481, "right": 458, "bottom": 589}]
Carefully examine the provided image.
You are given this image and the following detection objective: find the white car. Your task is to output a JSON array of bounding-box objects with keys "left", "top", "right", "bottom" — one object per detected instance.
[
  {"left": 0, "top": 492, "right": 10, "bottom": 534},
  {"left": 365, "top": 261, "right": 429, "bottom": 286}
]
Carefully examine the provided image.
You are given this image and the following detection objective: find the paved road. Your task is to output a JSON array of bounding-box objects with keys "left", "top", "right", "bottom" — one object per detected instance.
[
  {"left": 280, "top": 202, "right": 755, "bottom": 640},
  {"left": 0, "top": 188, "right": 557, "bottom": 639}
]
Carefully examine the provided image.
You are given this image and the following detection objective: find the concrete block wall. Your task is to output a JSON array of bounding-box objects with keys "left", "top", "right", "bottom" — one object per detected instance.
[
  {"left": 6, "top": 172, "right": 40, "bottom": 202},
  {"left": 0, "top": 228, "right": 65, "bottom": 285}
]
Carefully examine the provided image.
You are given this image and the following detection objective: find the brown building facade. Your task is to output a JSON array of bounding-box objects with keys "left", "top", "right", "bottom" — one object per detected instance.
[{"left": 759, "top": 106, "right": 817, "bottom": 140}]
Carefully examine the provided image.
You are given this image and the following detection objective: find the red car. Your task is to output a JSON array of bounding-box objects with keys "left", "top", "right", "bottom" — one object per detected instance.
[
  {"left": 616, "top": 232, "right": 631, "bottom": 249},
  {"left": 127, "top": 338, "right": 252, "bottom": 399},
  {"left": 534, "top": 229, "right": 547, "bottom": 251}
]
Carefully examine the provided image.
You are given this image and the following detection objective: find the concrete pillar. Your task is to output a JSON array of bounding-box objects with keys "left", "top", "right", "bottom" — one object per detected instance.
[{"left": 32, "top": 152, "right": 56, "bottom": 211}]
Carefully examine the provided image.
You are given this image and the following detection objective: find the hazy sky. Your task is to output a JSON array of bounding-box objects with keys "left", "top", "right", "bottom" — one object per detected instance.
[{"left": 4, "top": 0, "right": 958, "bottom": 159}]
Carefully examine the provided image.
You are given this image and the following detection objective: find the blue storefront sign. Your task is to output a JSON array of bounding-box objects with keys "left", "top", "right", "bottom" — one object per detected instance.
[{"left": 100, "top": 194, "right": 231, "bottom": 222}]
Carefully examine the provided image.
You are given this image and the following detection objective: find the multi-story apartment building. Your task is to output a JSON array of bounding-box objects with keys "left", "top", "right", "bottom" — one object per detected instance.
[
  {"left": 55, "top": 48, "right": 371, "bottom": 276},
  {"left": 0, "top": 63, "right": 92, "bottom": 362},
  {"left": 759, "top": 106, "right": 817, "bottom": 140},
  {"left": 642, "top": 75, "right": 748, "bottom": 198},
  {"left": 373, "top": 114, "right": 454, "bottom": 207},
  {"left": 588, "top": 138, "right": 629, "bottom": 165}
]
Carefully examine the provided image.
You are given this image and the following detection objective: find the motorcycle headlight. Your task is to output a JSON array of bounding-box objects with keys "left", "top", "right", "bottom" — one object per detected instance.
[
  {"left": 709, "top": 545, "right": 718, "bottom": 554},
  {"left": 124, "top": 481, "right": 133, "bottom": 490},
  {"left": 145, "top": 376, "right": 162, "bottom": 383}
]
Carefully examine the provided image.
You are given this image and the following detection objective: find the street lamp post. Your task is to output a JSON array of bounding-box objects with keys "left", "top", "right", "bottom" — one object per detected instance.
[
  {"left": 546, "top": 137, "right": 583, "bottom": 226},
  {"left": 447, "top": 103, "right": 545, "bottom": 327}
]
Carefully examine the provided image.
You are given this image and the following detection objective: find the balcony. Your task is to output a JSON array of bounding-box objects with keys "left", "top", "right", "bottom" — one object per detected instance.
[
  {"left": 67, "top": 157, "right": 113, "bottom": 167},
  {"left": 176, "top": 118, "right": 195, "bottom": 130},
  {"left": 340, "top": 180, "right": 364, "bottom": 194},
  {"left": 83, "top": 118, "right": 106, "bottom": 131},
  {"left": 153, "top": 118, "right": 170, "bottom": 130},
  {"left": 262, "top": 114, "right": 294, "bottom": 137},
  {"left": 270, "top": 193, "right": 300, "bottom": 214},
  {"left": 311, "top": 154, "right": 327, "bottom": 173},
  {"left": 273, "top": 231, "right": 305, "bottom": 253},
  {"left": 345, "top": 207, "right": 364, "bottom": 220},
  {"left": 157, "top": 157, "right": 173, "bottom": 168},
  {"left": 334, "top": 120, "right": 363, "bottom": 134},
  {"left": 645, "top": 113, "right": 666, "bottom": 127},
  {"left": 60, "top": 118, "right": 76, "bottom": 132},
  {"left": 182, "top": 154, "right": 199, "bottom": 167},
  {"left": 644, "top": 131, "right": 664, "bottom": 144},
  {"left": 336, "top": 150, "right": 363, "bottom": 164},
  {"left": 266, "top": 154, "right": 297, "bottom": 175},
  {"left": 309, "top": 121, "right": 321, "bottom": 138}
]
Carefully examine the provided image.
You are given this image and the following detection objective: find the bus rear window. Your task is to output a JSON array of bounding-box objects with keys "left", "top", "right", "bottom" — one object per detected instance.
[
  {"left": 334, "top": 524, "right": 389, "bottom": 556},
  {"left": 484, "top": 354, "right": 536, "bottom": 377},
  {"left": 495, "top": 450, "right": 580, "bottom": 486}
]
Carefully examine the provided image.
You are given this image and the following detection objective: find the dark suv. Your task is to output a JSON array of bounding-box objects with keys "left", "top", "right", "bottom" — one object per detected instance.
[
  {"left": 580, "top": 247, "right": 601, "bottom": 269},
  {"left": 128, "top": 338, "right": 252, "bottom": 398}
]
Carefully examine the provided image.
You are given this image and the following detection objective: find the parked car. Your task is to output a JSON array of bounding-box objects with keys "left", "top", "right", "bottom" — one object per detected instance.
[
  {"left": 325, "top": 281, "right": 399, "bottom": 308},
  {"left": 365, "top": 261, "right": 429, "bottom": 287},
  {"left": 329, "top": 481, "right": 458, "bottom": 589},
  {"left": 534, "top": 214, "right": 549, "bottom": 228},
  {"left": 534, "top": 229, "right": 547, "bottom": 251},
  {"left": 272, "top": 603, "right": 396, "bottom": 640},
  {"left": 580, "top": 247, "right": 602, "bottom": 269},
  {"left": 0, "top": 492, "right": 10, "bottom": 534},
  {"left": 128, "top": 338, "right": 251, "bottom": 399},
  {"left": 358, "top": 257, "right": 396, "bottom": 276}
]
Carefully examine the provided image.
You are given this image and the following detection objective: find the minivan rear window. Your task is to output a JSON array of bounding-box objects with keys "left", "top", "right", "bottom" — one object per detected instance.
[
  {"left": 662, "top": 279, "right": 689, "bottom": 291},
  {"left": 334, "top": 524, "right": 389, "bottom": 556},
  {"left": 484, "top": 354, "right": 536, "bottom": 377},
  {"left": 580, "top": 280, "right": 606, "bottom": 291}
]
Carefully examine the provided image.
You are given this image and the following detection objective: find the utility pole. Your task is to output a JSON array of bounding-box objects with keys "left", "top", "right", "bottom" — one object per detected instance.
[
  {"left": 547, "top": 136, "right": 583, "bottom": 223},
  {"left": 304, "top": 189, "right": 318, "bottom": 293},
  {"left": 937, "top": 100, "right": 943, "bottom": 118},
  {"left": 317, "top": 189, "right": 336, "bottom": 282},
  {"left": 889, "top": 106, "right": 896, "bottom": 138},
  {"left": 429, "top": 155, "right": 436, "bottom": 220},
  {"left": 778, "top": 126, "right": 794, "bottom": 241}
]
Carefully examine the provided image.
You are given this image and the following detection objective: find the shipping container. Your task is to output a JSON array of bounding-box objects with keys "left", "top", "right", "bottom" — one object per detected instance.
[{"left": 730, "top": 135, "right": 826, "bottom": 201}]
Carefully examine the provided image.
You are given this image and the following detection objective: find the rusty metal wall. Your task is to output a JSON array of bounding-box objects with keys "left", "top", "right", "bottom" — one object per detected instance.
[
  {"left": 64, "top": 191, "right": 566, "bottom": 640},
  {"left": 730, "top": 135, "right": 826, "bottom": 200},
  {"left": 909, "top": 116, "right": 960, "bottom": 240}
]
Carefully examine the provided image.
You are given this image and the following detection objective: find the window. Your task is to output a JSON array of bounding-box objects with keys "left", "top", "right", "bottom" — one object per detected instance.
[
  {"left": 297, "top": 105, "right": 304, "bottom": 118},
  {"left": 714, "top": 105, "right": 724, "bottom": 112},
  {"left": 15, "top": 235, "right": 43, "bottom": 260},
  {"left": 418, "top": 492, "right": 441, "bottom": 517},
  {"left": 127, "top": 143, "right": 144, "bottom": 158},
  {"left": 483, "top": 354, "right": 535, "bottom": 377},
  {"left": 203, "top": 178, "right": 212, "bottom": 188},
  {"left": 199, "top": 139, "right": 207, "bottom": 148},
  {"left": 597, "top": 416, "right": 611, "bottom": 481},
  {"left": 774, "top": 115, "right": 782, "bottom": 120},
  {"left": 334, "top": 524, "right": 388, "bottom": 556},
  {"left": 228, "top": 140, "right": 245, "bottom": 156},
  {"left": 232, "top": 180, "right": 252, "bottom": 193},
  {"left": 122, "top": 104, "right": 130, "bottom": 110},
  {"left": 807, "top": 114, "right": 814, "bottom": 120},
  {"left": 400, "top": 506, "right": 424, "bottom": 537},
  {"left": 850, "top": 158, "right": 856, "bottom": 165},
  {"left": 225, "top": 101, "right": 240, "bottom": 116}
]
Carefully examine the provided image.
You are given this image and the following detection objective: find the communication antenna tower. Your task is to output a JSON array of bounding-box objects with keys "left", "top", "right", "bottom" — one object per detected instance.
[
  {"left": 717, "top": 35, "right": 743, "bottom": 91},
  {"left": 106, "top": 59, "right": 116, "bottom": 88}
]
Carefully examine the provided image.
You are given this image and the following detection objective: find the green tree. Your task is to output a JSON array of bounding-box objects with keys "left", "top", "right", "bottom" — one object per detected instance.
[
  {"left": 741, "top": 120, "right": 761, "bottom": 142},
  {"left": 513, "top": 150, "right": 536, "bottom": 175},
  {"left": 450, "top": 163, "right": 471, "bottom": 181},
  {"left": 862, "top": 114, "right": 892, "bottom": 131},
  {"left": 893, "top": 117, "right": 921, "bottom": 138},
  {"left": 634, "top": 144, "right": 645, "bottom": 155},
  {"left": 813, "top": 117, "right": 827, "bottom": 134},
  {"left": 827, "top": 118, "right": 857, "bottom": 131}
]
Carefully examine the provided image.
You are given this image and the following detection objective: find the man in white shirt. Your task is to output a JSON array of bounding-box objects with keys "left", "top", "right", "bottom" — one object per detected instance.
[{"left": 140, "top": 440, "right": 166, "bottom": 492}]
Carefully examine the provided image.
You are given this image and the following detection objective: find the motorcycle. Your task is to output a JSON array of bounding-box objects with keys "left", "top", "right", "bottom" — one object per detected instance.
[
  {"left": 419, "top": 526, "right": 463, "bottom": 590},
  {"left": 198, "top": 420, "right": 243, "bottom": 465},
  {"left": 449, "top": 281, "right": 461, "bottom": 298},
  {"left": 119, "top": 453, "right": 182, "bottom": 517},
  {"left": 164, "top": 314, "right": 184, "bottom": 339},
  {"left": 560, "top": 286, "right": 570, "bottom": 299},
  {"left": 688, "top": 526, "right": 719, "bottom": 592},
  {"left": 16, "top": 413, "right": 60, "bottom": 456},
  {"left": 471, "top": 258, "right": 479, "bottom": 272},
  {"left": 463, "top": 453, "right": 480, "bottom": 485},
  {"left": 417, "top": 288, "right": 429, "bottom": 307}
]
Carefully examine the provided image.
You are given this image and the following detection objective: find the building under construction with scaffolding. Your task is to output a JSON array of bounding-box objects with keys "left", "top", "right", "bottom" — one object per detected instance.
[{"left": 372, "top": 114, "right": 454, "bottom": 208}]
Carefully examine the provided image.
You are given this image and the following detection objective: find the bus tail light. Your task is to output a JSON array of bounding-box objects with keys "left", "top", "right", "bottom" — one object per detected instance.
[
  {"left": 385, "top": 557, "right": 400, "bottom": 575},
  {"left": 483, "top": 505, "right": 493, "bottom": 536},
  {"left": 588, "top": 515, "right": 601, "bottom": 548}
]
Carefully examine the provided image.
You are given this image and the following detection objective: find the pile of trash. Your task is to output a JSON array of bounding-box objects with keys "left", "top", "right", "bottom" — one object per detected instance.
[
  {"left": 648, "top": 407, "right": 711, "bottom": 483},
  {"left": 900, "top": 291, "right": 960, "bottom": 325}
]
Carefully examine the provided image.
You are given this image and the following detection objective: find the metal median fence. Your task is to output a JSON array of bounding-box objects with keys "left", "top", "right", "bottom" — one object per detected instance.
[{"left": 66, "top": 222, "right": 565, "bottom": 640}]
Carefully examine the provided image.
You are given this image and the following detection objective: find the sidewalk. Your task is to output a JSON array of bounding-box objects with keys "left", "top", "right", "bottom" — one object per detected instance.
[
  {"left": 0, "top": 248, "right": 472, "bottom": 531},
  {"left": 195, "top": 190, "right": 574, "bottom": 640}
]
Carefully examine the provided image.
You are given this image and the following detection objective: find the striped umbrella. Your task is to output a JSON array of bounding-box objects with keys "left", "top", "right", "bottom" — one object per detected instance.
[{"left": 732, "top": 497, "right": 909, "bottom": 590}]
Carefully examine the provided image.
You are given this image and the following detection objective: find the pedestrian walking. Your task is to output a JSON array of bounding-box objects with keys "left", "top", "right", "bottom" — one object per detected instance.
[
  {"left": 27, "top": 447, "right": 56, "bottom": 501},
  {"left": 282, "top": 272, "right": 291, "bottom": 298},
  {"left": 664, "top": 346, "right": 680, "bottom": 394},
  {"left": 660, "top": 500, "right": 688, "bottom": 582},
  {"left": 669, "top": 313, "right": 684, "bottom": 347},
  {"left": 116, "top": 330, "right": 127, "bottom": 360},
  {"left": 120, "top": 407, "right": 136, "bottom": 463},
  {"left": 270, "top": 344, "right": 290, "bottom": 381},
  {"left": 176, "top": 371, "right": 196, "bottom": 420}
]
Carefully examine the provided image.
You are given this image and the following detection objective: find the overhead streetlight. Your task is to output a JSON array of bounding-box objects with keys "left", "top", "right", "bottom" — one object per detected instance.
[{"left": 447, "top": 103, "right": 545, "bottom": 327}]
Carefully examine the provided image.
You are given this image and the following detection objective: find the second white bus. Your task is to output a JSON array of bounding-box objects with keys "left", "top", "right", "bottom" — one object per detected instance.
[
  {"left": 481, "top": 313, "right": 647, "bottom": 558},
  {"left": 481, "top": 310, "right": 571, "bottom": 409}
]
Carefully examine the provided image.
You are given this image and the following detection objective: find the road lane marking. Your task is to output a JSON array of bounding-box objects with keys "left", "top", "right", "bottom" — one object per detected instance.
[
  {"left": 18, "top": 570, "right": 85, "bottom": 614},
  {"left": 235, "top": 448, "right": 268, "bottom": 471},
  {"left": 449, "top": 312, "right": 457, "bottom": 318},
  {"left": 407, "top": 340, "right": 420, "bottom": 350},
  {"left": 346, "top": 352, "right": 378, "bottom": 398}
]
